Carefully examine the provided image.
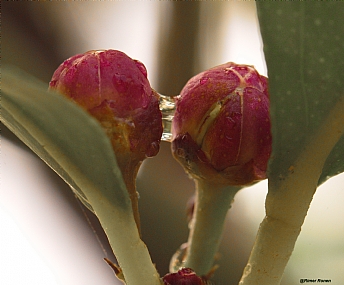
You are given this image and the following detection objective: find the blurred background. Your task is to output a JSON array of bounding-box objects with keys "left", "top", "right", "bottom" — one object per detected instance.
[{"left": 2, "top": 2, "right": 343, "bottom": 284}]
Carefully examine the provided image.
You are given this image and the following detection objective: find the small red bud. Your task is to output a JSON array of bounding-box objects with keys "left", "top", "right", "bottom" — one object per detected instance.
[
  {"left": 49, "top": 50, "right": 163, "bottom": 230},
  {"left": 49, "top": 50, "right": 163, "bottom": 169},
  {"left": 171, "top": 62, "right": 271, "bottom": 186},
  {"left": 163, "top": 268, "right": 205, "bottom": 285}
]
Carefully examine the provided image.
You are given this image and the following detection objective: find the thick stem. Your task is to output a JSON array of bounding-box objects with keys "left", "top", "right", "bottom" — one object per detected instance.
[
  {"left": 183, "top": 180, "right": 240, "bottom": 276},
  {"left": 238, "top": 194, "right": 309, "bottom": 285},
  {"left": 92, "top": 197, "right": 162, "bottom": 285},
  {"left": 239, "top": 96, "right": 344, "bottom": 285},
  {"left": 84, "top": 158, "right": 160, "bottom": 284}
]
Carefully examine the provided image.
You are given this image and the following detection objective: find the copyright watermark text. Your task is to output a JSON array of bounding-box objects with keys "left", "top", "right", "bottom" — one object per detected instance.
[{"left": 300, "top": 279, "right": 331, "bottom": 283}]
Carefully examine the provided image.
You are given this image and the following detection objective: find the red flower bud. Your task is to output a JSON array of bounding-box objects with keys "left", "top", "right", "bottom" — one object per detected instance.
[
  {"left": 49, "top": 50, "right": 162, "bottom": 168},
  {"left": 49, "top": 50, "right": 162, "bottom": 231},
  {"left": 171, "top": 62, "right": 271, "bottom": 186},
  {"left": 163, "top": 268, "right": 205, "bottom": 285}
]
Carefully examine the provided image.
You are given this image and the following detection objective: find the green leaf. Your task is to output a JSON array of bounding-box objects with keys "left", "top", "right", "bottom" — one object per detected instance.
[
  {"left": 257, "top": 2, "right": 344, "bottom": 186},
  {"left": 238, "top": 5, "right": 344, "bottom": 284},
  {"left": 1, "top": 66, "right": 131, "bottom": 213},
  {"left": 1, "top": 66, "right": 163, "bottom": 285}
]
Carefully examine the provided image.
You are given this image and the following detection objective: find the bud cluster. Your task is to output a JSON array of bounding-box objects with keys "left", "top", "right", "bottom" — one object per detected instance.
[{"left": 49, "top": 51, "right": 272, "bottom": 285}]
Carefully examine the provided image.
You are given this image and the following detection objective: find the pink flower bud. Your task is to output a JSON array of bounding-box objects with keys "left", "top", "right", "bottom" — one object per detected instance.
[
  {"left": 163, "top": 268, "right": 205, "bottom": 285},
  {"left": 49, "top": 50, "right": 163, "bottom": 168},
  {"left": 171, "top": 62, "right": 271, "bottom": 186}
]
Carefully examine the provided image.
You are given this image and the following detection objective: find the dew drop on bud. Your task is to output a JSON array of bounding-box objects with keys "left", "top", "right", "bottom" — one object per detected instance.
[
  {"left": 169, "top": 243, "right": 188, "bottom": 273},
  {"left": 146, "top": 141, "right": 160, "bottom": 157},
  {"left": 199, "top": 77, "right": 209, "bottom": 85}
]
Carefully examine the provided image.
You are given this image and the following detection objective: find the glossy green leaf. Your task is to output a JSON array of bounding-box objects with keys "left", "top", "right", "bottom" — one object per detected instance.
[
  {"left": 1, "top": 66, "right": 131, "bottom": 213},
  {"left": 257, "top": 2, "right": 344, "bottom": 186}
]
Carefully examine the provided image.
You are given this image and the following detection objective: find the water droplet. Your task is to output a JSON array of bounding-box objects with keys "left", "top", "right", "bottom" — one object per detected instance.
[
  {"left": 146, "top": 141, "right": 159, "bottom": 157},
  {"left": 199, "top": 77, "right": 209, "bottom": 85},
  {"left": 159, "top": 93, "right": 177, "bottom": 141},
  {"left": 223, "top": 115, "right": 237, "bottom": 130},
  {"left": 169, "top": 243, "right": 188, "bottom": 273}
]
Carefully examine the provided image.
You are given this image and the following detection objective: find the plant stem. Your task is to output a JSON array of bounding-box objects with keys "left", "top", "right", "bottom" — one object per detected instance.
[
  {"left": 183, "top": 180, "right": 240, "bottom": 276},
  {"left": 239, "top": 96, "right": 344, "bottom": 285},
  {"left": 92, "top": 196, "right": 162, "bottom": 285},
  {"left": 120, "top": 160, "right": 142, "bottom": 235}
]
